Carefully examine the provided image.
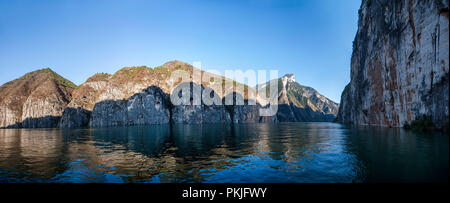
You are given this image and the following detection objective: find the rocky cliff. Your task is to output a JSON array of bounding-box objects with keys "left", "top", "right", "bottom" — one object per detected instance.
[
  {"left": 256, "top": 74, "right": 339, "bottom": 122},
  {"left": 89, "top": 86, "right": 171, "bottom": 127},
  {"left": 169, "top": 82, "right": 232, "bottom": 124},
  {"left": 0, "top": 68, "right": 75, "bottom": 128},
  {"left": 60, "top": 61, "right": 273, "bottom": 127},
  {"left": 2, "top": 61, "right": 338, "bottom": 128},
  {"left": 336, "top": 0, "right": 449, "bottom": 129}
]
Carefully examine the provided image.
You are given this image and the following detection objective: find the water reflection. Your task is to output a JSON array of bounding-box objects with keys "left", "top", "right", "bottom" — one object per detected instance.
[
  {"left": 0, "top": 123, "right": 448, "bottom": 183},
  {"left": 343, "top": 126, "right": 449, "bottom": 182}
]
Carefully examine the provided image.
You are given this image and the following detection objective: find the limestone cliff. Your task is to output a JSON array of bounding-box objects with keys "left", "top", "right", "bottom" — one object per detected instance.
[
  {"left": 170, "top": 83, "right": 232, "bottom": 124},
  {"left": 60, "top": 61, "right": 273, "bottom": 127},
  {"left": 89, "top": 86, "right": 171, "bottom": 127},
  {"left": 2, "top": 61, "right": 339, "bottom": 128},
  {"left": 0, "top": 68, "right": 75, "bottom": 128},
  {"left": 256, "top": 74, "right": 339, "bottom": 122},
  {"left": 336, "top": 0, "right": 449, "bottom": 128}
]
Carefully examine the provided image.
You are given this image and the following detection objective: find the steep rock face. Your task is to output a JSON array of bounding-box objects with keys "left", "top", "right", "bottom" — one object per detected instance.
[
  {"left": 89, "top": 86, "right": 171, "bottom": 127},
  {"left": 229, "top": 103, "right": 264, "bottom": 123},
  {"left": 256, "top": 74, "right": 339, "bottom": 122},
  {"left": 58, "top": 62, "right": 180, "bottom": 127},
  {"left": 59, "top": 65, "right": 175, "bottom": 128},
  {"left": 58, "top": 107, "right": 91, "bottom": 128},
  {"left": 59, "top": 73, "right": 110, "bottom": 128},
  {"left": 336, "top": 0, "right": 449, "bottom": 128},
  {"left": 61, "top": 61, "right": 273, "bottom": 127},
  {"left": 224, "top": 92, "right": 277, "bottom": 123},
  {"left": 0, "top": 68, "right": 75, "bottom": 128},
  {"left": 170, "top": 83, "right": 232, "bottom": 124}
]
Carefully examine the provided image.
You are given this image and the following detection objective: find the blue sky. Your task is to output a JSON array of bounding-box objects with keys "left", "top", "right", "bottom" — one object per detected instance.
[{"left": 0, "top": 0, "right": 360, "bottom": 102}]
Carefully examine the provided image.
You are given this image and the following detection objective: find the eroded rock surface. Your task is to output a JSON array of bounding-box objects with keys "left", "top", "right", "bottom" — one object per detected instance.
[
  {"left": 89, "top": 86, "right": 171, "bottom": 127},
  {"left": 0, "top": 68, "right": 75, "bottom": 128},
  {"left": 170, "top": 83, "right": 232, "bottom": 124},
  {"left": 60, "top": 61, "right": 272, "bottom": 127},
  {"left": 336, "top": 0, "right": 449, "bottom": 128},
  {"left": 3, "top": 61, "right": 336, "bottom": 128}
]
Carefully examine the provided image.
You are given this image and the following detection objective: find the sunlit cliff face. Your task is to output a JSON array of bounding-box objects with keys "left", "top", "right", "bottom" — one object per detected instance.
[{"left": 337, "top": 0, "right": 449, "bottom": 128}]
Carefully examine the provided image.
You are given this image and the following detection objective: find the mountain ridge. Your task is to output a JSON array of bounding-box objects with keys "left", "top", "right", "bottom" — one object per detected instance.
[
  {"left": 1, "top": 61, "right": 339, "bottom": 128},
  {"left": 256, "top": 74, "right": 339, "bottom": 122},
  {"left": 0, "top": 68, "right": 75, "bottom": 128}
]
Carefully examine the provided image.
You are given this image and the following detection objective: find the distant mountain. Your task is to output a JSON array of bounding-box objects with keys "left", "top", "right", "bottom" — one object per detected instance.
[
  {"left": 0, "top": 68, "right": 75, "bottom": 128},
  {"left": 256, "top": 74, "right": 339, "bottom": 122}
]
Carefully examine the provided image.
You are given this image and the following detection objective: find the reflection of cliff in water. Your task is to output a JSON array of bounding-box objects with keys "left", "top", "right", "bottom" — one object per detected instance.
[
  {"left": 0, "top": 124, "right": 334, "bottom": 183},
  {"left": 342, "top": 126, "right": 449, "bottom": 182},
  {"left": 1, "top": 123, "right": 447, "bottom": 182},
  {"left": 0, "top": 129, "right": 70, "bottom": 182}
]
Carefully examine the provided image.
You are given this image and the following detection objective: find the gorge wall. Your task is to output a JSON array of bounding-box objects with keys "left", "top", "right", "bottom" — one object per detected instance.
[
  {"left": 336, "top": 0, "right": 449, "bottom": 129},
  {"left": 1, "top": 61, "right": 338, "bottom": 128}
]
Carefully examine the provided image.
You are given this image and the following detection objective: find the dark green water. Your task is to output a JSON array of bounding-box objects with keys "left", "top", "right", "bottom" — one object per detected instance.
[{"left": 0, "top": 123, "right": 448, "bottom": 183}]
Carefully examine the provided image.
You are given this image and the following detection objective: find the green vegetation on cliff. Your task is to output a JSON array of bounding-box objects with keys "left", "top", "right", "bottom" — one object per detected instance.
[
  {"left": 42, "top": 68, "right": 78, "bottom": 89},
  {"left": 403, "top": 115, "right": 436, "bottom": 131}
]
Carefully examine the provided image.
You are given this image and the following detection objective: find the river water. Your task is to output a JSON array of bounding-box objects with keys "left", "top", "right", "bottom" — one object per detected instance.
[{"left": 0, "top": 123, "right": 447, "bottom": 183}]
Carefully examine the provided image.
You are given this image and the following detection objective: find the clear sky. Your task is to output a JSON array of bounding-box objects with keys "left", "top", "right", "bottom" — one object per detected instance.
[{"left": 0, "top": 0, "right": 361, "bottom": 102}]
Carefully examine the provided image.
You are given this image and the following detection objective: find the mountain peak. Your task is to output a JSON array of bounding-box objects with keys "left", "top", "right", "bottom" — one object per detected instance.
[
  {"left": 27, "top": 67, "right": 55, "bottom": 76},
  {"left": 13, "top": 67, "right": 77, "bottom": 89},
  {"left": 282, "top": 74, "right": 296, "bottom": 83},
  {"left": 0, "top": 68, "right": 76, "bottom": 128},
  {"left": 41, "top": 67, "right": 53, "bottom": 72},
  {"left": 162, "top": 60, "right": 191, "bottom": 68}
]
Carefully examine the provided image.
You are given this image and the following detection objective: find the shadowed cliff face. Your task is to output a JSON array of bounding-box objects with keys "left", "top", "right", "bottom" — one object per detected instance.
[
  {"left": 88, "top": 83, "right": 275, "bottom": 127},
  {"left": 0, "top": 68, "right": 75, "bottom": 128},
  {"left": 89, "top": 86, "right": 171, "bottom": 127},
  {"left": 59, "top": 61, "right": 264, "bottom": 128},
  {"left": 256, "top": 74, "right": 339, "bottom": 122},
  {"left": 170, "top": 82, "right": 231, "bottom": 124},
  {"left": 337, "top": 0, "right": 449, "bottom": 128}
]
